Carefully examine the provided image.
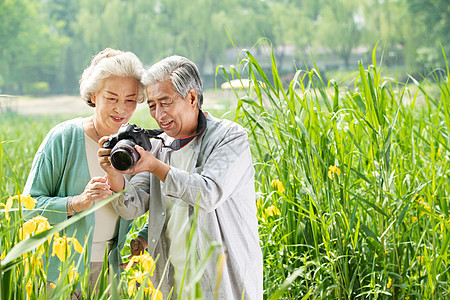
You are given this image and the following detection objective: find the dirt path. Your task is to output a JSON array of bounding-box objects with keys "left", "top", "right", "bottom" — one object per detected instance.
[{"left": 1, "top": 90, "right": 234, "bottom": 116}]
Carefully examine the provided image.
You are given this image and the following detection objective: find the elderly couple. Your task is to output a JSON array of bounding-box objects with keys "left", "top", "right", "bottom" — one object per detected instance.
[{"left": 23, "top": 48, "right": 262, "bottom": 299}]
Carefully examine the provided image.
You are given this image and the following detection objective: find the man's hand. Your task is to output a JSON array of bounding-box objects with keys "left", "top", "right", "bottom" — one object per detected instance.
[
  {"left": 123, "top": 145, "right": 170, "bottom": 182},
  {"left": 119, "top": 236, "right": 148, "bottom": 268}
]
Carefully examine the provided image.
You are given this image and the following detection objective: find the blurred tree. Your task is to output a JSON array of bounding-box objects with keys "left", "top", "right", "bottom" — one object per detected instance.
[
  {"left": 406, "top": 0, "right": 450, "bottom": 69},
  {"left": 0, "top": 0, "right": 63, "bottom": 94},
  {"left": 156, "top": 0, "right": 230, "bottom": 79},
  {"left": 41, "top": 0, "right": 78, "bottom": 93},
  {"left": 1, "top": 0, "right": 447, "bottom": 95},
  {"left": 316, "top": 0, "right": 363, "bottom": 67},
  {"left": 268, "top": 0, "right": 322, "bottom": 72},
  {"left": 359, "top": 0, "right": 403, "bottom": 66}
]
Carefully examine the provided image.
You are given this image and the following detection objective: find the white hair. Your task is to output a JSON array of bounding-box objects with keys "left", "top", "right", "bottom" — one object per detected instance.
[
  {"left": 142, "top": 55, "right": 203, "bottom": 108},
  {"left": 79, "top": 48, "right": 146, "bottom": 107}
]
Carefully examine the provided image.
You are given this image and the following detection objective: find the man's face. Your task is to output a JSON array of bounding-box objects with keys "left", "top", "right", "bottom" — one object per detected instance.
[{"left": 146, "top": 79, "right": 199, "bottom": 139}]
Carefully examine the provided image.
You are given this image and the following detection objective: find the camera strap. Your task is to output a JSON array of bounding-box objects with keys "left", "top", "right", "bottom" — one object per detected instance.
[{"left": 144, "top": 110, "right": 207, "bottom": 151}]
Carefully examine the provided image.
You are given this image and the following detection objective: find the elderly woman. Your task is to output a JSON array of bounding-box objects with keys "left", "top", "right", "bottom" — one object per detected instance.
[{"left": 23, "top": 48, "right": 145, "bottom": 296}]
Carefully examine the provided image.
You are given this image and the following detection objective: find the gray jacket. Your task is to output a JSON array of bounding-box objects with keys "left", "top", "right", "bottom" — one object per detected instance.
[{"left": 112, "top": 113, "right": 263, "bottom": 299}]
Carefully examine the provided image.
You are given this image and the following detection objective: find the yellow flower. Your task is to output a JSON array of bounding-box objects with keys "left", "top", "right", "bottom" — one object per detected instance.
[
  {"left": 141, "top": 254, "right": 156, "bottom": 275},
  {"left": 125, "top": 253, "right": 160, "bottom": 298},
  {"left": 0, "top": 196, "right": 14, "bottom": 221},
  {"left": 21, "top": 194, "right": 37, "bottom": 210},
  {"left": 256, "top": 198, "right": 263, "bottom": 210},
  {"left": 69, "top": 237, "right": 83, "bottom": 254},
  {"left": 417, "top": 255, "right": 424, "bottom": 264},
  {"left": 270, "top": 179, "right": 285, "bottom": 193},
  {"left": 34, "top": 215, "right": 52, "bottom": 235},
  {"left": 328, "top": 165, "right": 341, "bottom": 180},
  {"left": 51, "top": 233, "right": 82, "bottom": 262},
  {"left": 127, "top": 270, "right": 155, "bottom": 297},
  {"left": 374, "top": 253, "right": 378, "bottom": 258},
  {"left": 410, "top": 216, "right": 418, "bottom": 223},
  {"left": 1, "top": 194, "right": 37, "bottom": 221},
  {"left": 26, "top": 279, "right": 32, "bottom": 297},
  {"left": 265, "top": 205, "right": 281, "bottom": 217},
  {"left": 127, "top": 278, "right": 136, "bottom": 297},
  {"left": 20, "top": 219, "right": 37, "bottom": 239},
  {"left": 52, "top": 233, "right": 70, "bottom": 262},
  {"left": 19, "top": 215, "right": 52, "bottom": 240},
  {"left": 416, "top": 197, "right": 424, "bottom": 206},
  {"left": 125, "top": 253, "right": 156, "bottom": 275},
  {"left": 151, "top": 289, "right": 163, "bottom": 300},
  {"left": 0, "top": 250, "right": 5, "bottom": 260},
  {"left": 68, "top": 267, "right": 79, "bottom": 282},
  {"left": 49, "top": 282, "right": 56, "bottom": 289},
  {"left": 58, "top": 263, "right": 79, "bottom": 282},
  {"left": 387, "top": 277, "right": 392, "bottom": 289}
]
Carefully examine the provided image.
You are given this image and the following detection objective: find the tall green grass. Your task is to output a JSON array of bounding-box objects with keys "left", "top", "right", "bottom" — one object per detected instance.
[
  {"left": 1, "top": 43, "right": 449, "bottom": 299},
  {"left": 219, "top": 44, "right": 449, "bottom": 299}
]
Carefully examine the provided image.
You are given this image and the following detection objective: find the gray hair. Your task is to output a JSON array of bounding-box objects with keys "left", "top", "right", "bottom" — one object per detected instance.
[
  {"left": 142, "top": 55, "right": 203, "bottom": 108},
  {"left": 80, "top": 48, "right": 146, "bottom": 107}
]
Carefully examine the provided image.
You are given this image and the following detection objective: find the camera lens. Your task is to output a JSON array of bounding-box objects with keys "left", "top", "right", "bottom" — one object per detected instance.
[{"left": 110, "top": 140, "right": 140, "bottom": 171}]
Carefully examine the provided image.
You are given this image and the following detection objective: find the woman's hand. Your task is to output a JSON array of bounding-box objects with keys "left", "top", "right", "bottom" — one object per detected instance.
[
  {"left": 68, "top": 176, "right": 112, "bottom": 215},
  {"left": 97, "top": 136, "right": 126, "bottom": 192},
  {"left": 98, "top": 136, "right": 117, "bottom": 175}
]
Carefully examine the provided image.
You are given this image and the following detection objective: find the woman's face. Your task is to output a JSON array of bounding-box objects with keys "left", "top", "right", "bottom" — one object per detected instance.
[{"left": 91, "top": 76, "right": 139, "bottom": 135}]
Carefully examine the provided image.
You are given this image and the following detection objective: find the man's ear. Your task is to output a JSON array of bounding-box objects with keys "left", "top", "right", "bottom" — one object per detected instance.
[{"left": 187, "top": 89, "right": 198, "bottom": 108}]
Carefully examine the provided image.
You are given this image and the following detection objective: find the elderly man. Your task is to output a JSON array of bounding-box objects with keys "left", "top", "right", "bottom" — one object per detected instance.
[{"left": 98, "top": 55, "right": 263, "bottom": 299}]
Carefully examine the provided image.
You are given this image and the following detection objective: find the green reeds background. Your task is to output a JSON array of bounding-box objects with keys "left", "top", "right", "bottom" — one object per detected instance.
[
  {"left": 1, "top": 43, "right": 449, "bottom": 299},
  {"left": 219, "top": 44, "right": 449, "bottom": 299}
]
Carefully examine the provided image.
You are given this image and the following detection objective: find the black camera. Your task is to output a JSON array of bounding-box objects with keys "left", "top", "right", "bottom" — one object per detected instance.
[{"left": 103, "top": 123, "right": 157, "bottom": 171}]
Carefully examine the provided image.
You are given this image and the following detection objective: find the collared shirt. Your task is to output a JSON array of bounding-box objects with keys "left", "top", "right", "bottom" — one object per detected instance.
[{"left": 112, "top": 112, "right": 263, "bottom": 299}]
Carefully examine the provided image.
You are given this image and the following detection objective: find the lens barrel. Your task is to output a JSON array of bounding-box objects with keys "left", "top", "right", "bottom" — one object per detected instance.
[{"left": 110, "top": 140, "right": 140, "bottom": 171}]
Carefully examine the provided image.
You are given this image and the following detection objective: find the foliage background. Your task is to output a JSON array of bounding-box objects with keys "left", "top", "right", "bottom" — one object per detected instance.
[{"left": 0, "top": 0, "right": 449, "bottom": 95}]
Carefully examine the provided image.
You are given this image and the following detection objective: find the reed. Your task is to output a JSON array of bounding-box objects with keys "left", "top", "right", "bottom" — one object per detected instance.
[
  {"left": 1, "top": 42, "right": 449, "bottom": 298},
  {"left": 219, "top": 42, "right": 449, "bottom": 299}
]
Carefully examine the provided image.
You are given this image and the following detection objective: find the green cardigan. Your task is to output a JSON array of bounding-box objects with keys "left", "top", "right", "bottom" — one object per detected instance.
[{"left": 23, "top": 118, "right": 133, "bottom": 284}]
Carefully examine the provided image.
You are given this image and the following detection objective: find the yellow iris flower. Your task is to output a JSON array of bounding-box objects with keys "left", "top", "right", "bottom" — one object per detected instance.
[
  {"left": 125, "top": 252, "right": 156, "bottom": 275},
  {"left": 51, "top": 233, "right": 83, "bottom": 262},
  {"left": 0, "top": 194, "right": 37, "bottom": 221},
  {"left": 270, "top": 179, "right": 285, "bottom": 193},
  {"left": 20, "top": 194, "right": 37, "bottom": 210},
  {"left": 126, "top": 252, "right": 160, "bottom": 297},
  {"left": 0, "top": 197, "right": 14, "bottom": 221},
  {"left": 127, "top": 270, "right": 155, "bottom": 297},
  {"left": 150, "top": 289, "right": 163, "bottom": 300},
  {"left": 57, "top": 263, "right": 79, "bottom": 283},
  {"left": 19, "top": 215, "right": 52, "bottom": 240},
  {"left": 328, "top": 165, "right": 341, "bottom": 180},
  {"left": 266, "top": 205, "right": 281, "bottom": 217},
  {"left": 26, "top": 279, "right": 32, "bottom": 298}
]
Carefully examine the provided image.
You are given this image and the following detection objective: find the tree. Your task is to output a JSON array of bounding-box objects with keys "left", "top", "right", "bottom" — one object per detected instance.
[
  {"left": 0, "top": 0, "right": 63, "bottom": 94},
  {"left": 315, "top": 0, "right": 363, "bottom": 68},
  {"left": 405, "top": 0, "right": 450, "bottom": 68}
]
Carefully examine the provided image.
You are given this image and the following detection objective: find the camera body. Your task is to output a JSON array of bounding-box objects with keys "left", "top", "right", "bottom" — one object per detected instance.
[{"left": 103, "top": 123, "right": 153, "bottom": 171}]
